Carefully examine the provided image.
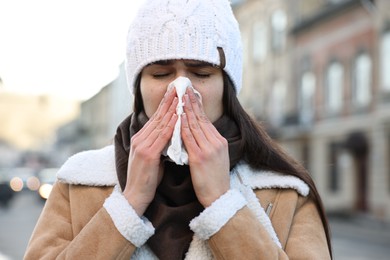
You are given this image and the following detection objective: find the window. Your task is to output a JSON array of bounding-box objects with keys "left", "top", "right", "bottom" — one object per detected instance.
[
  {"left": 381, "top": 31, "right": 390, "bottom": 91},
  {"left": 328, "top": 142, "right": 340, "bottom": 192},
  {"left": 271, "top": 9, "right": 287, "bottom": 53},
  {"left": 326, "top": 61, "right": 344, "bottom": 113},
  {"left": 269, "top": 80, "right": 286, "bottom": 126},
  {"left": 352, "top": 53, "right": 372, "bottom": 107},
  {"left": 300, "top": 72, "right": 316, "bottom": 125},
  {"left": 252, "top": 21, "right": 267, "bottom": 63},
  {"left": 387, "top": 132, "right": 390, "bottom": 193}
]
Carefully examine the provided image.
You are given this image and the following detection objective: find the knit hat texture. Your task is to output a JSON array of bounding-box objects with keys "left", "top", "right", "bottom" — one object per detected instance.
[{"left": 125, "top": 0, "right": 243, "bottom": 95}]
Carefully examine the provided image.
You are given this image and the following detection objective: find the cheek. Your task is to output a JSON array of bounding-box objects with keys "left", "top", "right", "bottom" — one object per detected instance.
[
  {"left": 197, "top": 80, "right": 224, "bottom": 122},
  {"left": 203, "top": 91, "right": 223, "bottom": 113}
]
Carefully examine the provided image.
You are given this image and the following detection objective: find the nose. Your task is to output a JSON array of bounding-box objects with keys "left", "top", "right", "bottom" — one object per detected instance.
[{"left": 175, "top": 69, "right": 190, "bottom": 79}]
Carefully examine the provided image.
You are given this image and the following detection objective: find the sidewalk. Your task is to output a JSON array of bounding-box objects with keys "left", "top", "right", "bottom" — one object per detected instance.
[{"left": 329, "top": 213, "right": 390, "bottom": 260}]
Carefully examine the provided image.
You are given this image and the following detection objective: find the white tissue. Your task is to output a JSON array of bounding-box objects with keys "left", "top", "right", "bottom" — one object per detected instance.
[{"left": 164, "top": 76, "right": 201, "bottom": 165}]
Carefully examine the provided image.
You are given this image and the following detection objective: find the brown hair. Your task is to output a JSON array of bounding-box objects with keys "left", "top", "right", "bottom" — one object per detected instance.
[{"left": 132, "top": 71, "right": 332, "bottom": 258}]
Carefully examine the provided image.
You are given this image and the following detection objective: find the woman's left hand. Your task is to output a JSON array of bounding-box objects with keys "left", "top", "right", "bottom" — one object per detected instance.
[{"left": 181, "top": 87, "right": 230, "bottom": 207}]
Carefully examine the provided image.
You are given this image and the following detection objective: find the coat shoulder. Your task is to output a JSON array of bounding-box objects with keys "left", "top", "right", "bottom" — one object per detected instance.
[
  {"left": 234, "top": 163, "right": 310, "bottom": 197},
  {"left": 56, "top": 145, "right": 118, "bottom": 186}
]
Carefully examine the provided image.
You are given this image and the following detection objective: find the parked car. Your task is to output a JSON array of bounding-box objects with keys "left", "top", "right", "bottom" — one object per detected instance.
[
  {"left": 0, "top": 169, "right": 15, "bottom": 207},
  {"left": 10, "top": 167, "right": 39, "bottom": 192},
  {"left": 37, "top": 168, "right": 59, "bottom": 200}
]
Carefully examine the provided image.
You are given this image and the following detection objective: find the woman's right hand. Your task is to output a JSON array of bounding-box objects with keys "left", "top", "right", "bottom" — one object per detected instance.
[{"left": 123, "top": 87, "right": 178, "bottom": 216}]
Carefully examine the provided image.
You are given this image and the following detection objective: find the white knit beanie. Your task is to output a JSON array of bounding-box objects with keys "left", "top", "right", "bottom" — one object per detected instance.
[{"left": 125, "top": 0, "right": 243, "bottom": 95}]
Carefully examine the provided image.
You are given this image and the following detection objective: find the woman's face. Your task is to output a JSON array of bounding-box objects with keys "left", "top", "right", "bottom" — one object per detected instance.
[{"left": 140, "top": 59, "right": 224, "bottom": 123}]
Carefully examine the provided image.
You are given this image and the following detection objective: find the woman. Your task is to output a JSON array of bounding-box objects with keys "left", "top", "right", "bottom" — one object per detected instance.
[{"left": 25, "top": 0, "right": 332, "bottom": 259}]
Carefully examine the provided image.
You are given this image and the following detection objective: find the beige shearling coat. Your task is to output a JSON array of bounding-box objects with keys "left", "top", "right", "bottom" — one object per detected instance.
[{"left": 24, "top": 146, "right": 331, "bottom": 259}]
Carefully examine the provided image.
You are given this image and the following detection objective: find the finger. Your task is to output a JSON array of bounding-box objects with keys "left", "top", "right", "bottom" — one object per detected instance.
[
  {"left": 134, "top": 97, "right": 178, "bottom": 147},
  {"left": 150, "top": 113, "right": 178, "bottom": 151},
  {"left": 143, "top": 97, "right": 178, "bottom": 147},
  {"left": 187, "top": 87, "right": 208, "bottom": 123},
  {"left": 186, "top": 88, "right": 222, "bottom": 142},
  {"left": 183, "top": 93, "right": 208, "bottom": 147},
  {"left": 181, "top": 113, "right": 201, "bottom": 154},
  {"left": 134, "top": 87, "right": 176, "bottom": 138},
  {"left": 185, "top": 89, "right": 225, "bottom": 146},
  {"left": 151, "top": 87, "right": 177, "bottom": 120}
]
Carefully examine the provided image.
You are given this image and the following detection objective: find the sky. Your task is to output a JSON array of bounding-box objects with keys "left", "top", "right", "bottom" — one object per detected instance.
[{"left": 0, "top": 0, "right": 144, "bottom": 100}]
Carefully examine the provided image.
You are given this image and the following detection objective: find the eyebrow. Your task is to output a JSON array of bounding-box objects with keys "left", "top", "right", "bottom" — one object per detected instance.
[{"left": 149, "top": 60, "right": 217, "bottom": 68}]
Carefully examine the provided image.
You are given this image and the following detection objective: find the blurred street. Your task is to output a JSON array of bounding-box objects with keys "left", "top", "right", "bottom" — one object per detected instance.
[
  {"left": 331, "top": 214, "right": 390, "bottom": 260},
  {"left": 0, "top": 191, "right": 43, "bottom": 260},
  {"left": 1, "top": 191, "right": 390, "bottom": 260}
]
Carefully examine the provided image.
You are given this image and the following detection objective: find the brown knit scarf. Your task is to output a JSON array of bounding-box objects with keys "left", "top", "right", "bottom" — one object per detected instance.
[{"left": 114, "top": 112, "right": 242, "bottom": 260}]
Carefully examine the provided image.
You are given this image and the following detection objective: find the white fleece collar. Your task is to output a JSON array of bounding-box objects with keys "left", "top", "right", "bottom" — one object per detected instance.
[
  {"left": 233, "top": 163, "right": 310, "bottom": 197},
  {"left": 57, "top": 145, "right": 118, "bottom": 186},
  {"left": 57, "top": 145, "right": 309, "bottom": 196}
]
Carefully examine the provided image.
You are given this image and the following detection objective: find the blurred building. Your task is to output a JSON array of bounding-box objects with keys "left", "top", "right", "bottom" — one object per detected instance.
[
  {"left": 234, "top": 0, "right": 390, "bottom": 221},
  {"left": 0, "top": 81, "right": 79, "bottom": 168},
  {"left": 54, "top": 63, "right": 132, "bottom": 165},
  {"left": 0, "top": 140, "right": 20, "bottom": 168},
  {"left": 0, "top": 92, "right": 79, "bottom": 151}
]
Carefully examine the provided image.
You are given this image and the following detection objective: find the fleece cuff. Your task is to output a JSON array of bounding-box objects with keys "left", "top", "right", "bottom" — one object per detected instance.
[
  {"left": 189, "top": 189, "right": 247, "bottom": 240},
  {"left": 103, "top": 186, "right": 155, "bottom": 247}
]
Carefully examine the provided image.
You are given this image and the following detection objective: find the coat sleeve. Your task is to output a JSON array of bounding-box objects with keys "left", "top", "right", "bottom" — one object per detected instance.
[
  {"left": 202, "top": 189, "right": 331, "bottom": 259},
  {"left": 24, "top": 182, "right": 152, "bottom": 260}
]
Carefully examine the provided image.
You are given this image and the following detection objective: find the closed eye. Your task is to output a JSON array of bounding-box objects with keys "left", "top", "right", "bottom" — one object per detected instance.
[
  {"left": 152, "top": 73, "right": 171, "bottom": 78},
  {"left": 193, "top": 72, "right": 211, "bottom": 78}
]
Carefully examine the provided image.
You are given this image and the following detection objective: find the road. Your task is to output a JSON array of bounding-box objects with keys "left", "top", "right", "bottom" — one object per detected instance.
[
  {"left": 1, "top": 191, "right": 390, "bottom": 259},
  {"left": 330, "top": 213, "right": 390, "bottom": 260},
  {"left": 0, "top": 191, "right": 43, "bottom": 260}
]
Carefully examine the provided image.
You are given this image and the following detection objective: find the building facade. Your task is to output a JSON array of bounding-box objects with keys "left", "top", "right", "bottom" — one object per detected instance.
[
  {"left": 234, "top": 0, "right": 390, "bottom": 221},
  {"left": 54, "top": 63, "right": 132, "bottom": 165}
]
